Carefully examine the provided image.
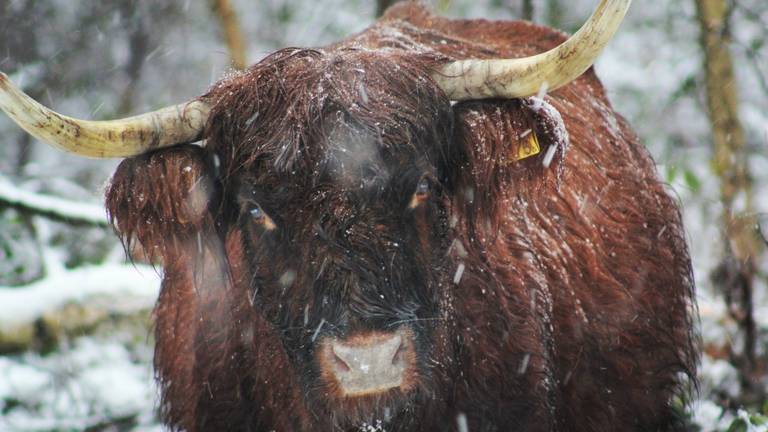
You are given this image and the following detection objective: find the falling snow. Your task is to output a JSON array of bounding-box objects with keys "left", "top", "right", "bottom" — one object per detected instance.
[{"left": 0, "top": 0, "right": 766, "bottom": 430}]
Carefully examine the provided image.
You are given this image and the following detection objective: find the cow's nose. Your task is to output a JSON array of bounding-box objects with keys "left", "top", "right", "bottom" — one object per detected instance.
[{"left": 320, "top": 330, "right": 414, "bottom": 397}]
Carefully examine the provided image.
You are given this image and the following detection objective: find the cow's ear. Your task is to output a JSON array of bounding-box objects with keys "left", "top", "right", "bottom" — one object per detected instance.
[
  {"left": 106, "top": 145, "right": 216, "bottom": 262},
  {"left": 444, "top": 98, "right": 567, "bottom": 229}
]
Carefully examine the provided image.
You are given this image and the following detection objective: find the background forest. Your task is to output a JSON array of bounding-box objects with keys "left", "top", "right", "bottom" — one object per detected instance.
[{"left": 0, "top": 0, "right": 766, "bottom": 430}]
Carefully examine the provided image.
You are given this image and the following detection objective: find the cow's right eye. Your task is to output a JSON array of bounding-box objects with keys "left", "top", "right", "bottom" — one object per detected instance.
[
  {"left": 248, "top": 204, "right": 277, "bottom": 231},
  {"left": 416, "top": 177, "right": 430, "bottom": 196}
]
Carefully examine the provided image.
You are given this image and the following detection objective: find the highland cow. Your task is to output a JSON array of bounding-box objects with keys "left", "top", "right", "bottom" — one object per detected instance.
[{"left": 0, "top": 1, "right": 697, "bottom": 431}]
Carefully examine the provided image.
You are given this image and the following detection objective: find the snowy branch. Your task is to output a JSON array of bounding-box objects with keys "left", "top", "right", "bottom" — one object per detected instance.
[
  {"left": 0, "top": 264, "right": 160, "bottom": 329},
  {"left": 0, "top": 176, "right": 109, "bottom": 227},
  {"left": 0, "top": 264, "right": 160, "bottom": 353}
]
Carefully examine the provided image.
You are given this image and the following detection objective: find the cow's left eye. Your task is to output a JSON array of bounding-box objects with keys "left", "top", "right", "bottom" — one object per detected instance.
[{"left": 409, "top": 175, "right": 431, "bottom": 209}]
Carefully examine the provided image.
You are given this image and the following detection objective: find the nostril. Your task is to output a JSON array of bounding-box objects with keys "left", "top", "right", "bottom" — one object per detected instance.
[
  {"left": 391, "top": 341, "right": 406, "bottom": 366},
  {"left": 332, "top": 350, "right": 351, "bottom": 373}
]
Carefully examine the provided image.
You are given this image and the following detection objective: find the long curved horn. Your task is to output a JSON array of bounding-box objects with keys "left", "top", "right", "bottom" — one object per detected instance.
[
  {"left": 434, "top": 0, "right": 631, "bottom": 100},
  {"left": 0, "top": 72, "right": 210, "bottom": 158}
]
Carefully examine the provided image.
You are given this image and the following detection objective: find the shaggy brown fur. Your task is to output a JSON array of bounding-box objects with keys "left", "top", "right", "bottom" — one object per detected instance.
[{"left": 105, "top": 3, "right": 697, "bottom": 431}]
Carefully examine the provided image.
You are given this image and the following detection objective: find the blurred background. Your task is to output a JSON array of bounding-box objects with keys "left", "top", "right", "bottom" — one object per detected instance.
[{"left": 0, "top": 0, "right": 766, "bottom": 430}]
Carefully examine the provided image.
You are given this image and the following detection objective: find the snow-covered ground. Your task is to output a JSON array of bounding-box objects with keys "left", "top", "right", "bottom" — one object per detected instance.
[
  {"left": 0, "top": 0, "right": 766, "bottom": 430},
  {"left": 0, "top": 264, "right": 160, "bottom": 431},
  {"left": 0, "top": 338, "right": 159, "bottom": 432}
]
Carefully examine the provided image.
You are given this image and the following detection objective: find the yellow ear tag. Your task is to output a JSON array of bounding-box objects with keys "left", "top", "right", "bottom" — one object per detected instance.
[{"left": 513, "top": 130, "right": 541, "bottom": 161}]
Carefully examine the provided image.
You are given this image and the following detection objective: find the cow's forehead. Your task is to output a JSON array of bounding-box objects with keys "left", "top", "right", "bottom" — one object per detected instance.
[
  {"left": 325, "top": 129, "right": 388, "bottom": 188},
  {"left": 204, "top": 47, "right": 451, "bottom": 189}
]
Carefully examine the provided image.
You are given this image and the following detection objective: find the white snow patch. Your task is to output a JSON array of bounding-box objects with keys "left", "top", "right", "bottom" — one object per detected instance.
[
  {"left": 453, "top": 263, "right": 465, "bottom": 284},
  {"left": 699, "top": 356, "right": 741, "bottom": 399},
  {"left": 0, "top": 337, "right": 156, "bottom": 431},
  {"left": 690, "top": 400, "right": 726, "bottom": 432},
  {"left": 735, "top": 409, "right": 768, "bottom": 432}
]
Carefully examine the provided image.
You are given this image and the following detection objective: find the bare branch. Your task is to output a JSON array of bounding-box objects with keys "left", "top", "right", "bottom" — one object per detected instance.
[{"left": 0, "top": 176, "right": 108, "bottom": 227}]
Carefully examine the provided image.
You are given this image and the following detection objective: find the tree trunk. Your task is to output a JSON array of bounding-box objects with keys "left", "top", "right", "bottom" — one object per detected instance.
[
  {"left": 546, "top": 0, "right": 563, "bottom": 28},
  {"left": 210, "top": 0, "right": 247, "bottom": 70},
  {"left": 695, "top": 0, "right": 764, "bottom": 405},
  {"left": 14, "top": 129, "right": 32, "bottom": 176},
  {"left": 117, "top": 0, "right": 151, "bottom": 114},
  {"left": 522, "top": 0, "right": 534, "bottom": 21}
]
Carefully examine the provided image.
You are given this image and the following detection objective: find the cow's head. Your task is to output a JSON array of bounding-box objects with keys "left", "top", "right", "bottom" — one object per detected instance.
[
  {"left": 0, "top": 0, "right": 629, "bottom": 426},
  {"left": 202, "top": 48, "right": 456, "bottom": 424}
]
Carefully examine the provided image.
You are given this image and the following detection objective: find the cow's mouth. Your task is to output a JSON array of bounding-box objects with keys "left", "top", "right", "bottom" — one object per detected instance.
[{"left": 315, "top": 328, "right": 418, "bottom": 423}]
